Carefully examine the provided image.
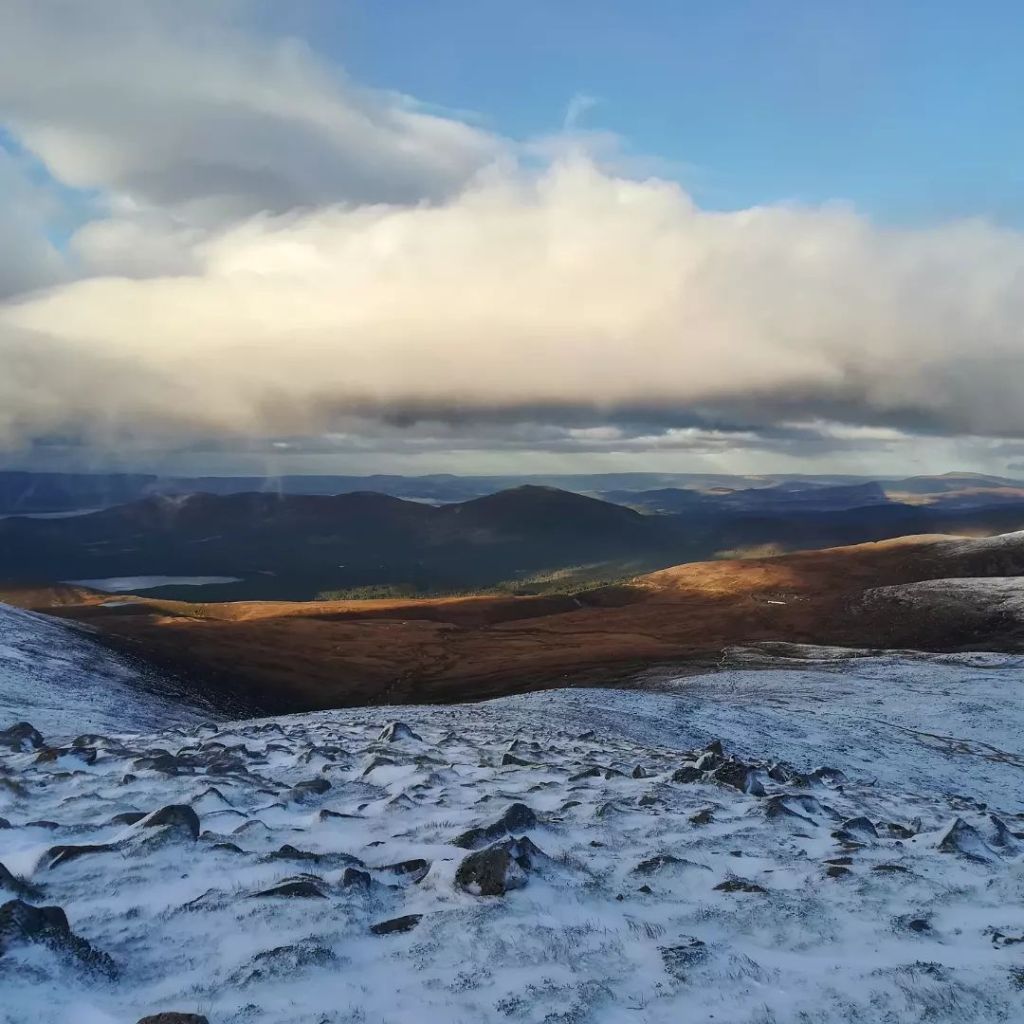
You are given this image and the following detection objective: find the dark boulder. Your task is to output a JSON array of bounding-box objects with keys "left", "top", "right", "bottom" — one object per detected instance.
[
  {"left": 0, "top": 722, "right": 44, "bottom": 752},
  {"left": 251, "top": 877, "right": 326, "bottom": 899},
  {"left": 710, "top": 762, "right": 765, "bottom": 796},
  {"left": 371, "top": 914, "right": 422, "bottom": 935},
  {"left": 377, "top": 722, "right": 422, "bottom": 743},
  {"left": 289, "top": 778, "right": 331, "bottom": 801},
  {"left": 452, "top": 803, "right": 538, "bottom": 850},
  {"left": 0, "top": 899, "right": 116, "bottom": 976},
  {"left": 44, "top": 843, "right": 116, "bottom": 870},
  {"left": 0, "top": 861, "right": 37, "bottom": 899},
  {"left": 341, "top": 868, "right": 372, "bottom": 888},
  {"left": 714, "top": 878, "right": 767, "bottom": 893},
  {"left": 137, "top": 1015, "right": 210, "bottom": 1024},
  {"left": 139, "top": 804, "right": 201, "bottom": 841},
  {"left": 937, "top": 818, "right": 996, "bottom": 862},
  {"left": 455, "top": 837, "right": 546, "bottom": 896},
  {"left": 108, "top": 811, "right": 148, "bottom": 826}
]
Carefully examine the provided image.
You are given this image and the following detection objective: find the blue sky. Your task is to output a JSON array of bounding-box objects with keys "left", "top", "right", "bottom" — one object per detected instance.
[{"left": 274, "top": 0, "right": 1024, "bottom": 225}]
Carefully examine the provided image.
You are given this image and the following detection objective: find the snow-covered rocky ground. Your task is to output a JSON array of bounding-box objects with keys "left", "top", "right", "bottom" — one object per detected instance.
[
  {"left": 4, "top": 646, "right": 1024, "bottom": 1024},
  {"left": 0, "top": 603, "right": 223, "bottom": 737}
]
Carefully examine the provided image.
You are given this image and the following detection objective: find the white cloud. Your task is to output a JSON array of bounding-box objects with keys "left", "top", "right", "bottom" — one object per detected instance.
[
  {"left": 1, "top": 2, "right": 1024, "bottom": 467},
  {"left": 0, "top": 1, "right": 502, "bottom": 224},
  {"left": 3, "top": 158, "right": 1024, "bottom": 454}
]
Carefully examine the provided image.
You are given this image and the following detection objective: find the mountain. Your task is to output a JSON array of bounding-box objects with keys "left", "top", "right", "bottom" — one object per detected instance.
[
  {"left": 0, "top": 486, "right": 694, "bottom": 600},
  {"left": 604, "top": 480, "right": 892, "bottom": 514},
  {"left": 6, "top": 468, "right": 1024, "bottom": 514},
  {"left": 5, "top": 483, "right": 1024, "bottom": 601}
]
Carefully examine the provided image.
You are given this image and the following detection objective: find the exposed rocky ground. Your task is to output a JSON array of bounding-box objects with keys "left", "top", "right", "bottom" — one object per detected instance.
[{"left": 3, "top": 650, "right": 1024, "bottom": 1023}]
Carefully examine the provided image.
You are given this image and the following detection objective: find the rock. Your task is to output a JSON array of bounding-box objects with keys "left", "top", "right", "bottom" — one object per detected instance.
[
  {"left": 987, "top": 814, "right": 1019, "bottom": 852},
  {"left": 0, "top": 721, "right": 44, "bottom": 752},
  {"left": 289, "top": 777, "right": 332, "bottom": 801},
  {"left": 0, "top": 817, "right": 10, "bottom": 829},
  {"left": 138, "top": 804, "right": 201, "bottom": 840},
  {"left": 502, "top": 753, "right": 536, "bottom": 767},
  {"left": 710, "top": 762, "right": 765, "bottom": 796},
  {"left": 452, "top": 803, "right": 539, "bottom": 849},
  {"left": 671, "top": 766, "right": 703, "bottom": 784},
  {"left": 631, "top": 764, "right": 648, "bottom": 779},
  {"left": 714, "top": 878, "right": 767, "bottom": 893},
  {"left": 455, "top": 837, "right": 545, "bottom": 896},
  {"left": 633, "top": 853, "right": 710, "bottom": 876},
  {"left": 872, "top": 863, "right": 909, "bottom": 874},
  {"left": 44, "top": 843, "right": 116, "bottom": 870},
  {"left": 377, "top": 722, "right": 422, "bottom": 743},
  {"left": 765, "top": 794, "right": 826, "bottom": 824},
  {"left": 810, "top": 766, "right": 847, "bottom": 787},
  {"left": 569, "top": 766, "right": 601, "bottom": 779},
  {"left": 229, "top": 941, "right": 337, "bottom": 985},
  {"left": 689, "top": 807, "right": 715, "bottom": 826},
  {"left": 693, "top": 751, "right": 721, "bottom": 771},
  {"left": 0, "top": 899, "right": 116, "bottom": 976},
  {"left": 341, "top": 868, "right": 372, "bottom": 888},
  {"left": 937, "top": 818, "right": 996, "bottom": 862},
  {"left": 35, "top": 745, "right": 97, "bottom": 766},
  {"left": 137, "top": 1015, "right": 210, "bottom": 1024},
  {"left": 840, "top": 816, "right": 878, "bottom": 839},
  {"left": 132, "top": 752, "right": 186, "bottom": 775},
  {"left": 108, "top": 811, "right": 148, "bottom": 826},
  {"left": 371, "top": 914, "right": 422, "bottom": 935},
  {"left": 876, "top": 821, "right": 917, "bottom": 839},
  {"left": 251, "top": 877, "right": 326, "bottom": 899},
  {"left": 376, "top": 858, "right": 430, "bottom": 882},
  {"left": 0, "top": 861, "right": 37, "bottom": 898},
  {"left": 825, "top": 865, "right": 851, "bottom": 879},
  {"left": 704, "top": 739, "right": 724, "bottom": 756}
]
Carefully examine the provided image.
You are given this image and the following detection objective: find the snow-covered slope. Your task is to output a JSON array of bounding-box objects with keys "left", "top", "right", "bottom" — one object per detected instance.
[
  {"left": 0, "top": 602, "right": 220, "bottom": 737},
  {"left": 4, "top": 649, "right": 1024, "bottom": 1024}
]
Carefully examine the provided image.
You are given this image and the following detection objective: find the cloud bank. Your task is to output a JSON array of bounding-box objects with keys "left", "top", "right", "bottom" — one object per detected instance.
[{"left": 2, "top": 2, "right": 1023, "bottom": 469}]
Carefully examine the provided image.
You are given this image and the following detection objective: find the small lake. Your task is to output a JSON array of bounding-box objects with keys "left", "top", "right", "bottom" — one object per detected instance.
[{"left": 64, "top": 575, "right": 243, "bottom": 593}]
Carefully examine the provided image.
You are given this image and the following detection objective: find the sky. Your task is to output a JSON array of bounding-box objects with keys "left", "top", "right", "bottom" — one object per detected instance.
[{"left": 2, "top": 0, "right": 1024, "bottom": 478}]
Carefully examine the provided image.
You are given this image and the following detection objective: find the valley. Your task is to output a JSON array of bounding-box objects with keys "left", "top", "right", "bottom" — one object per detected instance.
[{"left": 6, "top": 529, "right": 1024, "bottom": 713}]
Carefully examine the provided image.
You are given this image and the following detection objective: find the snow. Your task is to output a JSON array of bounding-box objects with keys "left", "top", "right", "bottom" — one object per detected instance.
[
  {"left": 863, "top": 575, "right": 1024, "bottom": 617},
  {"left": 0, "top": 603, "right": 220, "bottom": 738},
  {"left": 64, "top": 576, "right": 243, "bottom": 593},
  {"left": 3, "top": 645, "right": 1024, "bottom": 1023}
]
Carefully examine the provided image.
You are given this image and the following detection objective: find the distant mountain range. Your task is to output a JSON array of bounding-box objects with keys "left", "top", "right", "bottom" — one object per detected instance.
[
  {"left": 2, "top": 468, "right": 1023, "bottom": 513},
  {"left": 3, "top": 478, "right": 1024, "bottom": 600}
]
